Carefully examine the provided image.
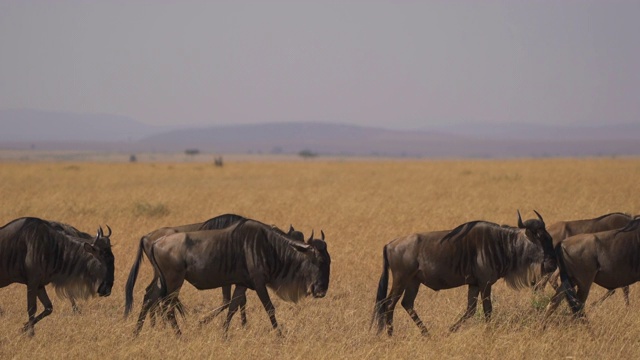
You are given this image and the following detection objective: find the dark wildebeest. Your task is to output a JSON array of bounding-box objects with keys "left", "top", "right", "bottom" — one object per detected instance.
[
  {"left": 535, "top": 212, "right": 637, "bottom": 305},
  {"left": 133, "top": 219, "right": 330, "bottom": 336},
  {"left": 0, "top": 217, "right": 114, "bottom": 336},
  {"left": 544, "top": 218, "right": 640, "bottom": 325},
  {"left": 124, "top": 213, "right": 304, "bottom": 327},
  {"left": 372, "top": 211, "right": 556, "bottom": 336}
]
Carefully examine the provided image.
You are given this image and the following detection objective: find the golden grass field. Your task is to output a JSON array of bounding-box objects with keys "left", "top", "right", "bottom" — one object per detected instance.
[{"left": 1, "top": 157, "right": 640, "bottom": 359}]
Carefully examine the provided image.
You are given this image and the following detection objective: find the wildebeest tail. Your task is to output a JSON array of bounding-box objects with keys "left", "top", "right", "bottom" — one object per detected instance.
[
  {"left": 372, "top": 244, "right": 390, "bottom": 333},
  {"left": 124, "top": 236, "right": 146, "bottom": 318}
]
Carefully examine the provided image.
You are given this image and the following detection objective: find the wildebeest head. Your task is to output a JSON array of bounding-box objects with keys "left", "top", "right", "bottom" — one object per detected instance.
[
  {"left": 518, "top": 210, "right": 556, "bottom": 274},
  {"left": 290, "top": 230, "right": 331, "bottom": 299},
  {"left": 83, "top": 226, "right": 115, "bottom": 297}
]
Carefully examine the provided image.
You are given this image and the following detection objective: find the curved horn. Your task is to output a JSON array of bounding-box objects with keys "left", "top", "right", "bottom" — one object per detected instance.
[
  {"left": 517, "top": 210, "right": 525, "bottom": 229},
  {"left": 308, "top": 230, "right": 314, "bottom": 243},
  {"left": 104, "top": 224, "right": 112, "bottom": 237},
  {"left": 533, "top": 210, "right": 544, "bottom": 224},
  {"left": 321, "top": 230, "right": 325, "bottom": 241}
]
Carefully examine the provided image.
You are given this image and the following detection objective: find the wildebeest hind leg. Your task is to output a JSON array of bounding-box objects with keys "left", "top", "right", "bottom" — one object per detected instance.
[
  {"left": 165, "top": 297, "right": 182, "bottom": 336},
  {"left": 449, "top": 285, "right": 479, "bottom": 332},
  {"left": 401, "top": 281, "right": 428, "bottom": 336},
  {"left": 134, "top": 282, "right": 162, "bottom": 336},
  {"left": 383, "top": 283, "right": 406, "bottom": 336},
  {"left": 222, "top": 288, "right": 246, "bottom": 335}
]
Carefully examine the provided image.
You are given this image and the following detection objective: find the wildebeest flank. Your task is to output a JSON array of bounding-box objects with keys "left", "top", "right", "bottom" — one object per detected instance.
[
  {"left": 0, "top": 217, "right": 114, "bottom": 336},
  {"left": 373, "top": 211, "right": 556, "bottom": 336},
  {"left": 544, "top": 218, "right": 640, "bottom": 324},
  {"left": 133, "top": 219, "right": 329, "bottom": 336},
  {"left": 124, "top": 213, "right": 304, "bottom": 326}
]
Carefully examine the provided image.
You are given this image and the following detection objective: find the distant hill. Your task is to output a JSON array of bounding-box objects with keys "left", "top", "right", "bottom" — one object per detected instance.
[
  {"left": 0, "top": 109, "right": 168, "bottom": 142},
  {"left": 1, "top": 109, "right": 639, "bottom": 158}
]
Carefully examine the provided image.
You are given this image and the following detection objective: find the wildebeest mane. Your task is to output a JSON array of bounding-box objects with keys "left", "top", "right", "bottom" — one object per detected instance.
[
  {"left": 199, "top": 213, "right": 247, "bottom": 231},
  {"left": 231, "top": 220, "right": 312, "bottom": 302},
  {"left": 441, "top": 221, "right": 538, "bottom": 289},
  {"left": 14, "top": 218, "right": 105, "bottom": 300},
  {"left": 593, "top": 212, "right": 632, "bottom": 222},
  {"left": 615, "top": 218, "right": 640, "bottom": 235}
]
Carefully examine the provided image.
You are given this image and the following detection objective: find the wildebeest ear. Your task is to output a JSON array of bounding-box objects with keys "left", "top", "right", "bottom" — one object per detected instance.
[
  {"left": 290, "top": 241, "right": 311, "bottom": 252},
  {"left": 289, "top": 224, "right": 295, "bottom": 233}
]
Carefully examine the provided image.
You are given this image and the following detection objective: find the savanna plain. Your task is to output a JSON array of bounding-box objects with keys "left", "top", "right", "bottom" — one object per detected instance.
[{"left": 1, "top": 157, "right": 640, "bottom": 359}]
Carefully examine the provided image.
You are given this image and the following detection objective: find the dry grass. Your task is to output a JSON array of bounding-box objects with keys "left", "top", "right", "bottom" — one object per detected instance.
[{"left": 1, "top": 157, "right": 639, "bottom": 359}]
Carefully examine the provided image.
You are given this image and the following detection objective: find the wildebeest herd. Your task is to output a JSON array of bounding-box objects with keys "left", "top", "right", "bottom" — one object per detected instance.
[{"left": 1, "top": 211, "right": 639, "bottom": 337}]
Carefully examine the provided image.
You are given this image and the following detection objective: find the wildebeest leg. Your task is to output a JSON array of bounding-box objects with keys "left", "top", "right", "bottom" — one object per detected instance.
[
  {"left": 22, "top": 283, "right": 39, "bottom": 336},
  {"left": 543, "top": 286, "right": 564, "bottom": 327},
  {"left": 199, "top": 285, "right": 235, "bottom": 325},
  {"left": 30, "top": 288, "right": 53, "bottom": 326},
  {"left": 254, "top": 284, "right": 281, "bottom": 336},
  {"left": 591, "top": 289, "right": 616, "bottom": 307},
  {"left": 623, "top": 286, "right": 630, "bottom": 306},
  {"left": 401, "top": 280, "right": 428, "bottom": 336},
  {"left": 449, "top": 285, "right": 479, "bottom": 332},
  {"left": 222, "top": 287, "right": 246, "bottom": 334},
  {"left": 134, "top": 281, "right": 162, "bottom": 336},
  {"left": 480, "top": 285, "right": 492, "bottom": 322},
  {"left": 548, "top": 268, "right": 561, "bottom": 290},
  {"left": 237, "top": 286, "right": 248, "bottom": 327},
  {"left": 70, "top": 298, "right": 80, "bottom": 314},
  {"left": 165, "top": 296, "right": 182, "bottom": 336},
  {"left": 383, "top": 282, "right": 406, "bottom": 336}
]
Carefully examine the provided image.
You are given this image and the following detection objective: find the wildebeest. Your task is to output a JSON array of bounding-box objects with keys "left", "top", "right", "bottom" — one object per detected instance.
[
  {"left": 124, "top": 213, "right": 304, "bottom": 327},
  {"left": 0, "top": 217, "right": 114, "bottom": 336},
  {"left": 133, "top": 219, "right": 330, "bottom": 336},
  {"left": 372, "top": 211, "right": 556, "bottom": 336},
  {"left": 544, "top": 218, "right": 640, "bottom": 324},
  {"left": 536, "top": 212, "right": 637, "bottom": 305}
]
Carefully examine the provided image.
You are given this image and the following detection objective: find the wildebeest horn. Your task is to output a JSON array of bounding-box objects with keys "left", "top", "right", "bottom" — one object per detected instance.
[
  {"left": 321, "top": 230, "right": 325, "bottom": 241},
  {"left": 308, "top": 230, "right": 314, "bottom": 242},
  {"left": 289, "top": 224, "right": 294, "bottom": 233},
  {"left": 517, "top": 210, "right": 525, "bottom": 229},
  {"left": 533, "top": 210, "right": 544, "bottom": 224},
  {"left": 104, "top": 224, "right": 112, "bottom": 237}
]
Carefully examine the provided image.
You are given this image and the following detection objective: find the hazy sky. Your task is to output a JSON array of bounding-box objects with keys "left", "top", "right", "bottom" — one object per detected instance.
[{"left": 1, "top": 1, "right": 639, "bottom": 129}]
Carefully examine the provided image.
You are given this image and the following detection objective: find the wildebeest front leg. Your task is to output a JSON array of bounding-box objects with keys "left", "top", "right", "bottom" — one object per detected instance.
[
  {"left": 22, "top": 284, "right": 39, "bottom": 336},
  {"left": 480, "top": 285, "right": 492, "bottom": 322},
  {"left": 449, "top": 285, "right": 479, "bottom": 332},
  {"left": 255, "top": 284, "right": 281, "bottom": 336},
  {"left": 29, "top": 288, "right": 53, "bottom": 327}
]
